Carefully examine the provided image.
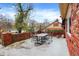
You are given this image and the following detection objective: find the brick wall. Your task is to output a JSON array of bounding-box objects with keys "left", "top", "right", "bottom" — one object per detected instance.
[{"left": 1, "top": 32, "right": 32, "bottom": 46}]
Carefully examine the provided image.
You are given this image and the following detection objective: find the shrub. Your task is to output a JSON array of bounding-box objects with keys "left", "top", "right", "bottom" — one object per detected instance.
[{"left": 47, "top": 30, "right": 64, "bottom": 33}]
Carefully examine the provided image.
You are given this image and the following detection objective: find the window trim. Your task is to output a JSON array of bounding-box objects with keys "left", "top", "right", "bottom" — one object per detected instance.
[{"left": 67, "top": 17, "right": 71, "bottom": 36}]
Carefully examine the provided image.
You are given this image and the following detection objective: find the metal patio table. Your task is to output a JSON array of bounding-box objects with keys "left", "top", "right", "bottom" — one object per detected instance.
[{"left": 33, "top": 33, "right": 50, "bottom": 45}]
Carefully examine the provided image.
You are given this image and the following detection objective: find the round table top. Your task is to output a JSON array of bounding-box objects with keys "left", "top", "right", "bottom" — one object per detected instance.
[{"left": 34, "top": 33, "right": 48, "bottom": 37}]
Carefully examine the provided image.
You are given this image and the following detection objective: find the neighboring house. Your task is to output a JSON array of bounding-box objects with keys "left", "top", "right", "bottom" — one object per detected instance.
[
  {"left": 59, "top": 3, "right": 79, "bottom": 56},
  {"left": 47, "top": 20, "right": 62, "bottom": 30},
  {"left": 42, "top": 19, "right": 63, "bottom": 32}
]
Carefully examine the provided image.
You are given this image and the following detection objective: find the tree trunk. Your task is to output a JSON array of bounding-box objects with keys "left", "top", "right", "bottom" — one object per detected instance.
[{"left": 18, "top": 28, "right": 22, "bottom": 33}]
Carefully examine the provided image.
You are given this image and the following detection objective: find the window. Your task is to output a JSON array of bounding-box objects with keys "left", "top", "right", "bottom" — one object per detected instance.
[{"left": 67, "top": 17, "right": 71, "bottom": 33}]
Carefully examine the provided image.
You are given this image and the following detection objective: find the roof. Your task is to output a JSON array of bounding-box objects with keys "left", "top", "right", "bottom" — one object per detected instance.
[
  {"left": 41, "top": 21, "right": 62, "bottom": 31},
  {"left": 46, "top": 21, "right": 61, "bottom": 27}
]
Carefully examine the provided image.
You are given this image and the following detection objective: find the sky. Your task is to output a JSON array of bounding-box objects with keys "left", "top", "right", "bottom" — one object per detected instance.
[{"left": 0, "top": 3, "right": 62, "bottom": 23}]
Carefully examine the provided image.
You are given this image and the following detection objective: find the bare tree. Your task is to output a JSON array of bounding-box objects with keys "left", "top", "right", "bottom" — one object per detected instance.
[
  {"left": 15, "top": 3, "right": 33, "bottom": 33},
  {"left": 0, "top": 14, "right": 12, "bottom": 32},
  {"left": 28, "top": 19, "right": 37, "bottom": 32}
]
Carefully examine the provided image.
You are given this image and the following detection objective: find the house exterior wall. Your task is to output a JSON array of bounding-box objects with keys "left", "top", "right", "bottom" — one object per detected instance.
[
  {"left": 65, "top": 3, "right": 79, "bottom": 56},
  {"left": 47, "top": 23, "right": 62, "bottom": 29}
]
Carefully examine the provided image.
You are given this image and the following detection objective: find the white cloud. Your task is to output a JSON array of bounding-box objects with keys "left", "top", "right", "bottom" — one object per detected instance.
[
  {"left": 7, "top": 12, "right": 16, "bottom": 20},
  {"left": 0, "top": 8, "right": 62, "bottom": 23},
  {"left": 0, "top": 6, "right": 16, "bottom": 21},
  {"left": 0, "top": 12, "right": 16, "bottom": 22},
  {"left": 30, "top": 9, "right": 61, "bottom": 23}
]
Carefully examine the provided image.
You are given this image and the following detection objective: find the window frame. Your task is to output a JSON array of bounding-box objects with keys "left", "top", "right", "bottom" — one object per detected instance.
[{"left": 67, "top": 17, "right": 71, "bottom": 34}]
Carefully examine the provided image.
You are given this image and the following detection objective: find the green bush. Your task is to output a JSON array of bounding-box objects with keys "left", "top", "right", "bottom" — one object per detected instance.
[{"left": 47, "top": 30, "right": 64, "bottom": 33}]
